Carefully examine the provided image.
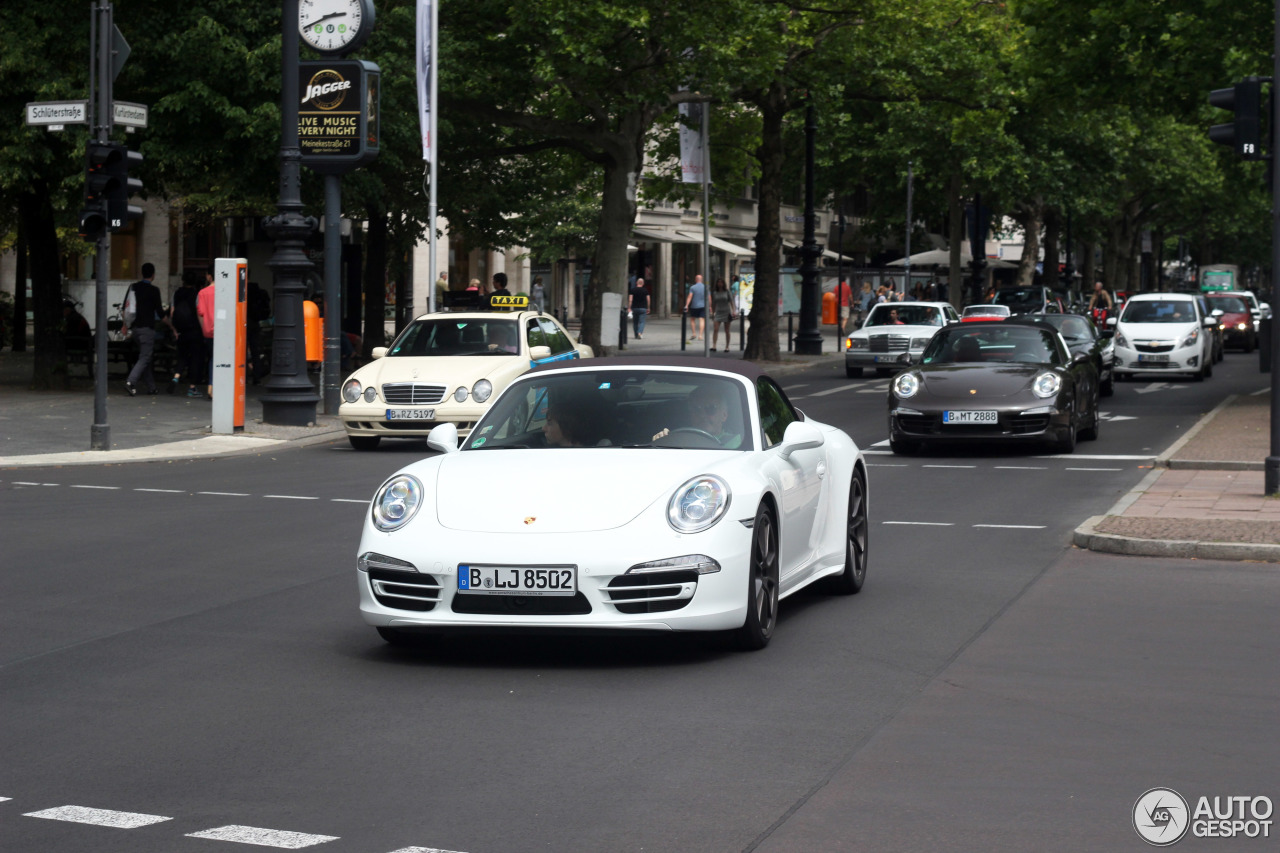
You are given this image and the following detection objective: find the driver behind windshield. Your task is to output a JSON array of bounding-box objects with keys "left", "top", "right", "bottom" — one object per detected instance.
[{"left": 651, "top": 382, "right": 744, "bottom": 448}]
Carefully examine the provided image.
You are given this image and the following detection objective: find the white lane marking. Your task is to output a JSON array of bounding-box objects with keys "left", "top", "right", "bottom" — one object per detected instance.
[
  {"left": 807, "top": 384, "right": 859, "bottom": 397},
  {"left": 1035, "top": 454, "right": 1154, "bottom": 460},
  {"left": 883, "top": 521, "right": 953, "bottom": 526},
  {"left": 13, "top": 482, "right": 40, "bottom": 486},
  {"left": 332, "top": 498, "right": 366, "bottom": 504},
  {"left": 264, "top": 495, "right": 319, "bottom": 501},
  {"left": 857, "top": 387, "right": 890, "bottom": 394},
  {"left": 1100, "top": 413, "right": 1137, "bottom": 422},
  {"left": 71, "top": 484, "right": 121, "bottom": 490},
  {"left": 186, "top": 825, "right": 338, "bottom": 848},
  {"left": 1134, "top": 382, "right": 1187, "bottom": 395},
  {"left": 870, "top": 439, "right": 890, "bottom": 447},
  {"left": 1065, "top": 467, "right": 1122, "bottom": 471},
  {"left": 862, "top": 449, "right": 893, "bottom": 455},
  {"left": 994, "top": 466, "right": 1048, "bottom": 470},
  {"left": 922, "top": 464, "right": 975, "bottom": 469},
  {"left": 198, "top": 491, "right": 251, "bottom": 497},
  {"left": 24, "top": 805, "right": 172, "bottom": 829},
  {"left": 1252, "top": 386, "right": 1269, "bottom": 396},
  {"left": 0, "top": 796, "right": 10, "bottom": 801},
  {"left": 41, "top": 483, "right": 59, "bottom": 486},
  {"left": 973, "top": 524, "right": 1046, "bottom": 529},
  {"left": 866, "top": 463, "right": 907, "bottom": 467},
  {"left": 386, "top": 848, "right": 470, "bottom": 853},
  {"left": 785, "top": 383, "right": 811, "bottom": 390},
  {"left": 135, "top": 488, "right": 183, "bottom": 493}
]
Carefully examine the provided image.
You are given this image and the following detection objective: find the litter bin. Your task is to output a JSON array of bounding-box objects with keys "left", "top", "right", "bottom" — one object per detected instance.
[
  {"left": 303, "top": 300, "right": 322, "bottom": 362},
  {"left": 822, "top": 291, "right": 837, "bottom": 325}
]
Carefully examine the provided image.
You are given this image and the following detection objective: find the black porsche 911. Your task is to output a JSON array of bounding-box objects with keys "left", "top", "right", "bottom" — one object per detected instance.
[{"left": 887, "top": 320, "right": 1101, "bottom": 455}]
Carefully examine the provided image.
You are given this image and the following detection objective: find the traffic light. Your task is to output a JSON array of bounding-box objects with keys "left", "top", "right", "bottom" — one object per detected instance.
[
  {"left": 78, "top": 204, "right": 108, "bottom": 242},
  {"left": 83, "top": 140, "right": 144, "bottom": 232},
  {"left": 1208, "top": 77, "right": 1264, "bottom": 159}
]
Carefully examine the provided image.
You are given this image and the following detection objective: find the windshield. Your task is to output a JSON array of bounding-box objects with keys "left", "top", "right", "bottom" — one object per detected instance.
[
  {"left": 386, "top": 318, "right": 520, "bottom": 356},
  {"left": 963, "top": 305, "right": 1009, "bottom": 317},
  {"left": 1120, "top": 300, "right": 1197, "bottom": 324},
  {"left": 865, "top": 304, "right": 943, "bottom": 327},
  {"left": 1034, "top": 315, "right": 1094, "bottom": 342},
  {"left": 922, "top": 326, "right": 1064, "bottom": 366},
  {"left": 991, "top": 289, "right": 1045, "bottom": 313},
  {"left": 1207, "top": 296, "right": 1249, "bottom": 313},
  {"left": 466, "top": 371, "right": 754, "bottom": 451}
]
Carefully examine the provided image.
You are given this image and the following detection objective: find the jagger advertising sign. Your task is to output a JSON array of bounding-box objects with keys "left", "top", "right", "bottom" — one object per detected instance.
[{"left": 298, "top": 60, "right": 380, "bottom": 174}]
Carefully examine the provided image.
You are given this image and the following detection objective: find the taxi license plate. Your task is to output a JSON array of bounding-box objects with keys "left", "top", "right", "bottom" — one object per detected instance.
[
  {"left": 873, "top": 355, "right": 899, "bottom": 363},
  {"left": 457, "top": 565, "right": 577, "bottom": 597},
  {"left": 943, "top": 410, "right": 998, "bottom": 424},
  {"left": 1138, "top": 354, "right": 1169, "bottom": 363},
  {"left": 386, "top": 408, "right": 435, "bottom": 420}
]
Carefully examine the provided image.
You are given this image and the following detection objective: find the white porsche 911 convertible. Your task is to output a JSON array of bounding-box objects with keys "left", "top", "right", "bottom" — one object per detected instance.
[{"left": 356, "top": 358, "right": 869, "bottom": 650}]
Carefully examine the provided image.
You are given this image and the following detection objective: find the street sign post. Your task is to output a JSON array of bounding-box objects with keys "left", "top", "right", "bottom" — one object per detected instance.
[
  {"left": 113, "top": 101, "right": 147, "bottom": 129},
  {"left": 25, "top": 100, "right": 90, "bottom": 130}
]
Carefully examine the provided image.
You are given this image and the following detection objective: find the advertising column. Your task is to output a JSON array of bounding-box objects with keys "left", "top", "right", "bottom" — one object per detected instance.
[{"left": 212, "top": 257, "right": 248, "bottom": 434}]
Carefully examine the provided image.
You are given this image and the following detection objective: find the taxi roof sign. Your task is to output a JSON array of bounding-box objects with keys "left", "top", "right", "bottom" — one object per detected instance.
[{"left": 490, "top": 295, "right": 529, "bottom": 309}]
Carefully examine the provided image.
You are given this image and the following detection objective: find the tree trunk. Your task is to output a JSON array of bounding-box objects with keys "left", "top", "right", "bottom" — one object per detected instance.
[
  {"left": 1081, "top": 239, "right": 1097, "bottom": 289},
  {"left": 580, "top": 112, "right": 647, "bottom": 356},
  {"left": 1042, "top": 208, "right": 1060, "bottom": 291},
  {"left": 13, "top": 220, "right": 27, "bottom": 352},
  {"left": 1014, "top": 203, "right": 1042, "bottom": 289},
  {"left": 362, "top": 205, "right": 388, "bottom": 357},
  {"left": 745, "top": 83, "right": 786, "bottom": 362},
  {"left": 18, "top": 184, "right": 64, "bottom": 389},
  {"left": 947, "top": 173, "right": 964, "bottom": 310}
]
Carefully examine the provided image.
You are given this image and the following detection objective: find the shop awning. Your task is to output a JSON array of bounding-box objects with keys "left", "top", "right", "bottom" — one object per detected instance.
[
  {"left": 675, "top": 231, "right": 754, "bottom": 257},
  {"left": 632, "top": 227, "right": 684, "bottom": 243}
]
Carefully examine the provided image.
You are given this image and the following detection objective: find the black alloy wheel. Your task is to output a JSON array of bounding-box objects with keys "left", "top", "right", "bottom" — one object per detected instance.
[
  {"left": 738, "top": 503, "right": 780, "bottom": 650},
  {"left": 827, "top": 468, "right": 868, "bottom": 594},
  {"left": 1079, "top": 386, "right": 1101, "bottom": 441},
  {"left": 1053, "top": 414, "right": 1077, "bottom": 454}
]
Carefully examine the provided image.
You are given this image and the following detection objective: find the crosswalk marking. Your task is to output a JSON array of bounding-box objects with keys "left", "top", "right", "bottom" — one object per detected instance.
[
  {"left": 185, "top": 825, "right": 339, "bottom": 848},
  {"left": 24, "top": 805, "right": 172, "bottom": 829}
]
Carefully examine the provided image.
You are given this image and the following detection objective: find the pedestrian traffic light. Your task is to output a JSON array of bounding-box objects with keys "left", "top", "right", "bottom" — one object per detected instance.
[
  {"left": 83, "top": 140, "right": 144, "bottom": 232},
  {"left": 78, "top": 204, "right": 108, "bottom": 242},
  {"left": 1208, "top": 77, "right": 1264, "bottom": 159}
]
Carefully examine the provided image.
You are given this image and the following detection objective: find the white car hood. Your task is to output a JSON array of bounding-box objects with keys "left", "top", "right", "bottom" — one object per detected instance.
[
  {"left": 356, "top": 354, "right": 517, "bottom": 389},
  {"left": 1117, "top": 322, "right": 1196, "bottom": 345},
  {"left": 432, "top": 449, "right": 732, "bottom": 533},
  {"left": 853, "top": 323, "right": 940, "bottom": 341}
]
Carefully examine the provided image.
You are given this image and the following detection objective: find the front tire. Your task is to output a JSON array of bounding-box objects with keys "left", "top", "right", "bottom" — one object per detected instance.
[
  {"left": 1052, "top": 418, "right": 1077, "bottom": 454},
  {"left": 349, "top": 435, "right": 381, "bottom": 451},
  {"left": 826, "top": 468, "right": 868, "bottom": 595},
  {"left": 737, "top": 503, "right": 780, "bottom": 651}
]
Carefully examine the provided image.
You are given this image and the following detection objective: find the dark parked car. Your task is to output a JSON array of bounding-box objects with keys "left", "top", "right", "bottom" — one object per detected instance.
[
  {"left": 1007, "top": 313, "right": 1115, "bottom": 397},
  {"left": 887, "top": 320, "right": 1100, "bottom": 455}
]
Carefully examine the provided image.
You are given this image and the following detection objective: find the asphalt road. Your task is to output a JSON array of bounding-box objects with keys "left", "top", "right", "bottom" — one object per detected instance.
[{"left": 0, "top": 352, "right": 1274, "bottom": 853}]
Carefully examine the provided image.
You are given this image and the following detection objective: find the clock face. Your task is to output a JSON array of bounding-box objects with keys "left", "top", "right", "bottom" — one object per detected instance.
[{"left": 299, "top": 0, "right": 367, "bottom": 54}]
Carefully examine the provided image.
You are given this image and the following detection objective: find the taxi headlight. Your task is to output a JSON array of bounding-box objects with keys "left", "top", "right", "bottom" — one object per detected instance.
[
  {"left": 847, "top": 337, "right": 868, "bottom": 350},
  {"left": 893, "top": 372, "right": 919, "bottom": 399},
  {"left": 342, "top": 379, "right": 362, "bottom": 403},
  {"left": 372, "top": 475, "right": 424, "bottom": 532},
  {"left": 1032, "top": 372, "right": 1062, "bottom": 398},
  {"left": 363, "top": 386, "right": 378, "bottom": 403},
  {"left": 454, "top": 386, "right": 469, "bottom": 403},
  {"left": 472, "top": 379, "right": 493, "bottom": 403},
  {"left": 1182, "top": 329, "right": 1199, "bottom": 347},
  {"left": 667, "top": 475, "right": 730, "bottom": 534}
]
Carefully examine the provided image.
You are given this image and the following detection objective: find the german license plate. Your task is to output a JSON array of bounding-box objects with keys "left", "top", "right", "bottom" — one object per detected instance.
[
  {"left": 943, "top": 410, "right": 998, "bottom": 424},
  {"left": 873, "top": 355, "right": 898, "bottom": 363},
  {"left": 457, "top": 564, "right": 577, "bottom": 596},
  {"left": 386, "top": 408, "right": 435, "bottom": 420},
  {"left": 1138, "top": 354, "right": 1169, "bottom": 363}
]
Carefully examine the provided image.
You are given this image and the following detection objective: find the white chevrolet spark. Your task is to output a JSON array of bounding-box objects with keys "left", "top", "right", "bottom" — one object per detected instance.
[{"left": 1111, "top": 292, "right": 1215, "bottom": 381}]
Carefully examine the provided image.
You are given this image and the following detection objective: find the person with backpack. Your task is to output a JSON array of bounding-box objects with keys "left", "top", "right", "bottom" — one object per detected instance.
[
  {"left": 167, "top": 271, "right": 204, "bottom": 396},
  {"left": 123, "top": 262, "right": 164, "bottom": 396}
]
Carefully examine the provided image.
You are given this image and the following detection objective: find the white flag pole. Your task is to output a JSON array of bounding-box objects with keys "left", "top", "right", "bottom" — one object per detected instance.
[
  {"left": 418, "top": 0, "right": 438, "bottom": 312},
  {"left": 701, "top": 102, "right": 710, "bottom": 358}
]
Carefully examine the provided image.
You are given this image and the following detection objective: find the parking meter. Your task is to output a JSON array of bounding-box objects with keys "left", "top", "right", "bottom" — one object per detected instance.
[{"left": 212, "top": 257, "right": 247, "bottom": 434}]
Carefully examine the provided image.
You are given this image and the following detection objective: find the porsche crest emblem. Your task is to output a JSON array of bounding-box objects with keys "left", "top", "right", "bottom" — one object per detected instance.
[{"left": 523, "top": 517, "right": 536, "bottom": 525}]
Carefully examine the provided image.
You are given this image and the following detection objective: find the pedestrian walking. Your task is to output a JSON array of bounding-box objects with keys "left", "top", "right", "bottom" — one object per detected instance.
[
  {"left": 196, "top": 268, "right": 216, "bottom": 398},
  {"left": 123, "top": 262, "right": 164, "bottom": 396},
  {"left": 168, "top": 270, "right": 205, "bottom": 396},
  {"left": 857, "top": 281, "right": 874, "bottom": 326},
  {"left": 684, "top": 274, "right": 708, "bottom": 341},
  {"left": 628, "top": 277, "right": 650, "bottom": 339},
  {"left": 531, "top": 276, "right": 546, "bottom": 313},
  {"left": 710, "top": 277, "right": 737, "bottom": 352}
]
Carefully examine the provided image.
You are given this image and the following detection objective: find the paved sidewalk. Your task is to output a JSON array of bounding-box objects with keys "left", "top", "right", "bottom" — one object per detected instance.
[
  {"left": 1074, "top": 391, "right": 1280, "bottom": 562},
  {"left": 0, "top": 314, "right": 836, "bottom": 467}
]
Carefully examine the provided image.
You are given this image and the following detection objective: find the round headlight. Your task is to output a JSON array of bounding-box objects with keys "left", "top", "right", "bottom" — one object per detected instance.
[
  {"left": 342, "top": 379, "right": 362, "bottom": 403},
  {"left": 893, "top": 372, "right": 919, "bottom": 399},
  {"left": 372, "top": 475, "right": 424, "bottom": 532},
  {"left": 472, "top": 379, "right": 493, "bottom": 403},
  {"left": 363, "top": 386, "right": 378, "bottom": 403},
  {"left": 1032, "top": 372, "right": 1062, "bottom": 398},
  {"left": 667, "top": 475, "right": 730, "bottom": 534},
  {"left": 454, "top": 386, "right": 469, "bottom": 403}
]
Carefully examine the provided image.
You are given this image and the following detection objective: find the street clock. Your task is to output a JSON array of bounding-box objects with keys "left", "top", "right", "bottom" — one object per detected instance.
[{"left": 299, "top": 0, "right": 375, "bottom": 56}]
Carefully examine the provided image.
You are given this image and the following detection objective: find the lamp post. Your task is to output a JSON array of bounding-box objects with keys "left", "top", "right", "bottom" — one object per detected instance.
[
  {"left": 260, "top": 0, "right": 319, "bottom": 426},
  {"left": 794, "top": 105, "right": 823, "bottom": 355}
]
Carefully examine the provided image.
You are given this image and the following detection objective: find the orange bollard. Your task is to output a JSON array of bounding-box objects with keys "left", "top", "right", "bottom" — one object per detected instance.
[
  {"left": 822, "top": 291, "right": 837, "bottom": 325},
  {"left": 303, "top": 300, "right": 323, "bottom": 361}
]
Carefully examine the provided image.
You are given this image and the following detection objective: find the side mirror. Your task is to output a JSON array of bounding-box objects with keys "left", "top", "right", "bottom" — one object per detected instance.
[
  {"left": 1202, "top": 317, "right": 1216, "bottom": 329},
  {"left": 1211, "top": 308, "right": 1225, "bottom": 318},
  {"left": 1105, "top": 317, "right": 1117, "bottom": 328},
  {"left": 371, "top": 347, "right": 388, "bottom": 360},
  {"left": 426, "top": 422, "right": 459, "bottom": 454},
  {"left": 778, "top": 420, "right": 825, "bottom": 460},
  {"left": 529, "top": 345, "right": 551, "bottom": 360}
]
